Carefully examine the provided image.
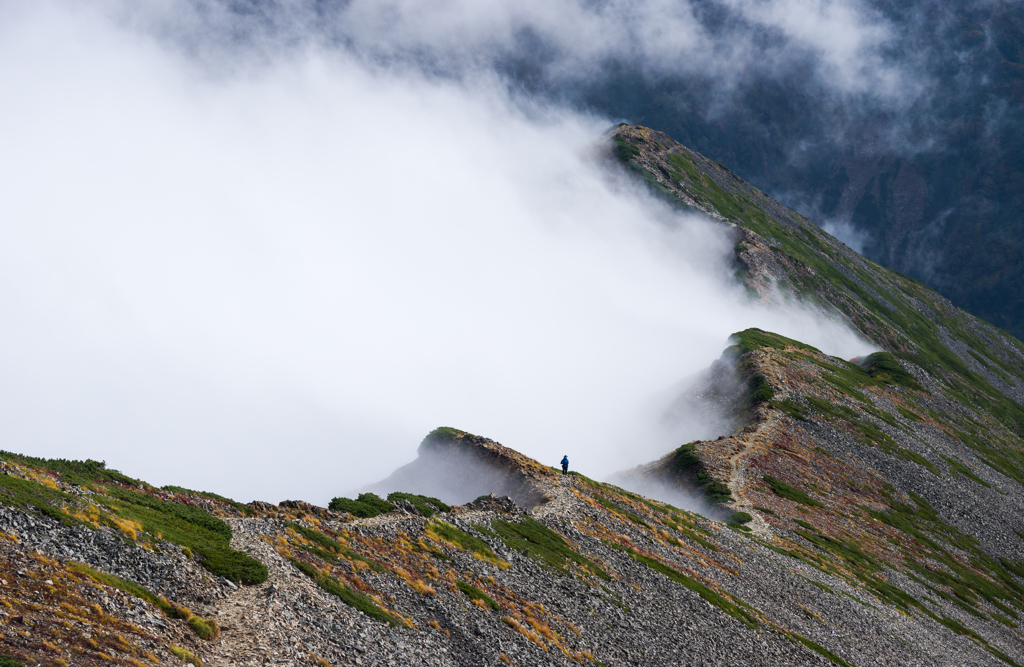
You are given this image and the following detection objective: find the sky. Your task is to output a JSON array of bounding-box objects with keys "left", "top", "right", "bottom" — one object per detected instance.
[{"left": 0, "top": 0, "right": 876, "bottom": 505}]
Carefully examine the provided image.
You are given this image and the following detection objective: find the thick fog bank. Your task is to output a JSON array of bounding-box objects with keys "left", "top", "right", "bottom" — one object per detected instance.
[{"left": 0, "top": 3, "right": 873, "bottom": 505}]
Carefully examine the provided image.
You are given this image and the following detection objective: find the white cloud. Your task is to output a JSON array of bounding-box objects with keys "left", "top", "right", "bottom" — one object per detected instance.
[{"left": 0, "top": 2, "right": 873, "bottom": 504}]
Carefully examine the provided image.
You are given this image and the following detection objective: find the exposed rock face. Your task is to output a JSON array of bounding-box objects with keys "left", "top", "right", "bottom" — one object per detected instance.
[{"left": 362, "top": 428, "right": 555, "bottom": 509}]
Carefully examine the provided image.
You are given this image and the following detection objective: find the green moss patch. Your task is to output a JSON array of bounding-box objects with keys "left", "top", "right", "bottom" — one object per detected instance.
[
  {"left": 289, "top": 558, "right": 401, "bottom": 626},
  {"left": 491, "top": 517, "right": 610, "bottom": 580},
  {"left": 763, "top": 475, "right": 823, "bottom": 507},
  {"left": 101, "top": 487, "right": 267, "bottom": 585},
  {"left": 730, "top": 329, "right": 820, "bottom": 355},
  {"left": 0, "top": 473, "right": 83, "bottom": 527},
  {"left": 456, "top": 581, "right": 500, "bottom": 611},
  {"left": 328, "top": 493, "right": 394, "bottom": 518},
  {"left": 426, "top": 521, "right": 502, "bottom": 564},
  {"left": 188, "top": 616, "right": 220, "bottom": 640},
  {"left": 861, "top": 352, "right": 924, "bottom": 391},
  {"left": 669, "top": 443, "right": 733, "bottom": 504},
  {"left": 386, "top": 492, "right": 450, "bottom": 517},
  {"left": 169, "top": 646, "right": 202, "bottom": 667},
  {"left": 749, "top": 374, "right": 775, "bottom": 403},
  {"left": 790, "top": 633, "right": 856, "bottom": 667},
  {"left": 286, "top": 522, "right": 385, "bottom": 572},
  {"left": 68, "top": 562, "right": 190, "bottom": 619},
  {"left": 940, "top": 455, "right": 991, "bottom": 487},
  {"left": 608, "top": 542, "right": 757, "bottom": 629},
  {"left": 771, "top": 400, "right": 809, "bottom": 421},
  {"left": 593, "top": 495, "right": 649, "bottom": 527},
  {"left": 161, "top": 486, "right": 252, "bottom": 516}
]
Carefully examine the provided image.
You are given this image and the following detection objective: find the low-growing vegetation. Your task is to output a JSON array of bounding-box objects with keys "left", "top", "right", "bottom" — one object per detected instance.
[
  {"left": 188, "top": 616, "right": 221, "bottom": 640},
  {"left": 0, "top": 452, "right": 267, "bottom": 585},
  {"left": 593, "top": 495, "right": 649, "bottom": 527},
  {"left": 169, "top": 645, "right": 202, "bottom": 667},
  {"left": 286, "top": 522, "right": 385, "bottom": 572},
  {"left": 456, "top": 580, "right": 500, "bottom": 611},
  {"left": 491, "top": 517, "right": 610, "bottom": 580},
  {"left": 608, "top": 542, "right": 757, "bottom": 629},
  {"left": 670, "top": 443, "right": 733, "bottom": 504},
  {"left": 289, "top": 558, "right": 401, "bottom": 626},
  {"left": 762, "top": 475, "right": 823, "bottom": 507},
  {"left": 426, "top": 521, "right": 503, "bottom": 565},
  {"left": 69, "top": 561, "right": 191, "bottom": 619},
  {"left": 328, "top": 493, "right": 394, "bottom": 518},
  {"left": 386, "top": 492, "right": 450, "bottom": 517}
]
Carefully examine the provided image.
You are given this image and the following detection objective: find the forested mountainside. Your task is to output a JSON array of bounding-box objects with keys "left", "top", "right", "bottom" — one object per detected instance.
[
  {"left": 3, "top": 125, "right": 1024, "bottom": 667},
  {"left": 573, "top": 0, "right": 1024, "bottom": 340}
]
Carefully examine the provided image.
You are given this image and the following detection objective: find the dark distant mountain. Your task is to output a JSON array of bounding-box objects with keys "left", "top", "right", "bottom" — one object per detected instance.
[{"left": 553, "top": 0, "right": 1024, "bottom": 339}]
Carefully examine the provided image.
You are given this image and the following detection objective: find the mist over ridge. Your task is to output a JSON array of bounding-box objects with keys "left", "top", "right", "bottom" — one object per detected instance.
[{"left": 0, "top": 2, "right": 880, "bottom": 506}]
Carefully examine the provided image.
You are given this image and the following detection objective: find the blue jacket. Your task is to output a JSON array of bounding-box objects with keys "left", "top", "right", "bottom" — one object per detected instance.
[{"left": 560, "top": 457, "right": 569, "bottom": 466}]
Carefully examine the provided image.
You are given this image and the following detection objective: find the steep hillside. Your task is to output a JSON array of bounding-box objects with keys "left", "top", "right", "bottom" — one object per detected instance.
[{"left": 578, "top": 2, "right": 1024, "bottom": 339}]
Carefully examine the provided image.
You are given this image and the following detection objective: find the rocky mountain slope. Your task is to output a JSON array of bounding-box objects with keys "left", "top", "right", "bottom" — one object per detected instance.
[
  {"left": 3, "top": 125, "right": 1024, "bottom": 667},
  {"left": 578, "top": 2, "right": 1024, "bottom": 340}
]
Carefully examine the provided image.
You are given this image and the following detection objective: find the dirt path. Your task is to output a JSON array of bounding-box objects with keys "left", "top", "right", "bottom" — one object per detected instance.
[
  {"left": 532, "top": 473, "right": 577, "bottom": 520},
  {"left": 203, "top": 518, "right": 332, "bottom": 667},
  {"left": 724, "top": 416, "right": 775, "bottom": 539}
]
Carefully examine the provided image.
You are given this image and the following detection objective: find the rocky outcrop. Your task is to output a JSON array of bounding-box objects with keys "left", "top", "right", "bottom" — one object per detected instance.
[{"left": 362, "top": 428, "right": 555, "bottom": 508}]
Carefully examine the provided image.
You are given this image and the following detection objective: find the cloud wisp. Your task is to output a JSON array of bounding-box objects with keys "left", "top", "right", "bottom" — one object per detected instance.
[{"left": 0, "top": 2, "right": 873, "bottom": 504}]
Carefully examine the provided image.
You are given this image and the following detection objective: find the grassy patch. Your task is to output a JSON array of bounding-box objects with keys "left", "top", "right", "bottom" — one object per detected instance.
[
  {"left": 750, "top": 375, "right": 775, "bottom": 403},
  {"left": 0, "top": 451, "right": 143, "bottom": 487},
  {"left": 0, "top": 452, "right": 266, "bottom": 585},
  {"left": 188, "top": 616, "right": 220, "bottom": 640},
  {"left": 763, "top": 475, "right": 822, "bottom": 507},
  {"left": 670, "top": 443, "right": 732, "bottom": 504},
  {"left": 162, "top": 486, "right": 252, "bottom": 516},
  {"left": 328, "top": 493, "right": 394, "bottom": 518},
  {"left": 791, "top": 632, "right": 856, "bottom": 667},
  {"left": 896, "top": 406, "right": 924, "bottom": 422},
  {"left": 288, "top": 523, "right": 386, "bottom": 573},
  {"left": 796, "top": 530, "right": 877, "bottom": 573},
  {"left": 608, "top": 542, "right": 757, "bottom": 629},
  {"left": 940, "top": 455, "right": 991, "bottom": 487},
  {"left": 69, "top": 561, "right": 191, "bottom": 619},
  {"left": 726, "top": 512, "right": 753, "bottom": 525},
  {"left": 0, "top": 473, "right": 83, "bottom": 527},
  {"left": 491, "top": 517, "right": 610, "bottom": 580},
  {"left": 289, "top": 558, "right": 401, "bottom": 626},
  {"left": 862, "top": 352, "right": 924, "bottom": 391},
  {"left": 730, "top": 329, "right": 819, "bottom": 355},
  {"left": 593, "top": 495, "right": 649, "bottom": 527},
  {"left": 426, "top": 521, "right": 503, "bottom": 565},
  {"left": 456, "top": 581, "right": 499, "bottom": 611},
  {"left": 101, "top": 486, "right": 267, "bottom": 585},
  {"left": 472, "top": 523, "right": 499, "bottom": 538},
  {"left": 771, "top": 400, "right": 808, "bottom": 421},
  {"left": 611, "top": 135, "right": 640, "bottom": 162},
  {"left": 169, "top": 646, "right": 202, "bottom": 667},
  {"left": 704, "top": 481, "right": 733, "bottom": 504},
  {"left": 387, "top": 492, "right": 450, "bottom": 517}
]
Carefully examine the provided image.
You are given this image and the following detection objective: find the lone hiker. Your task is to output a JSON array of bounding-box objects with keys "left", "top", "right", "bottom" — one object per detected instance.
[{"left": 560, "top": 455, "right": 569, "bottom": 475}]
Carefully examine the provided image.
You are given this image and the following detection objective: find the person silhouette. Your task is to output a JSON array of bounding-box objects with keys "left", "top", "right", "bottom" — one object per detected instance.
[{"left": 560, "top": 455, "right": 569, "bottom": 475}]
